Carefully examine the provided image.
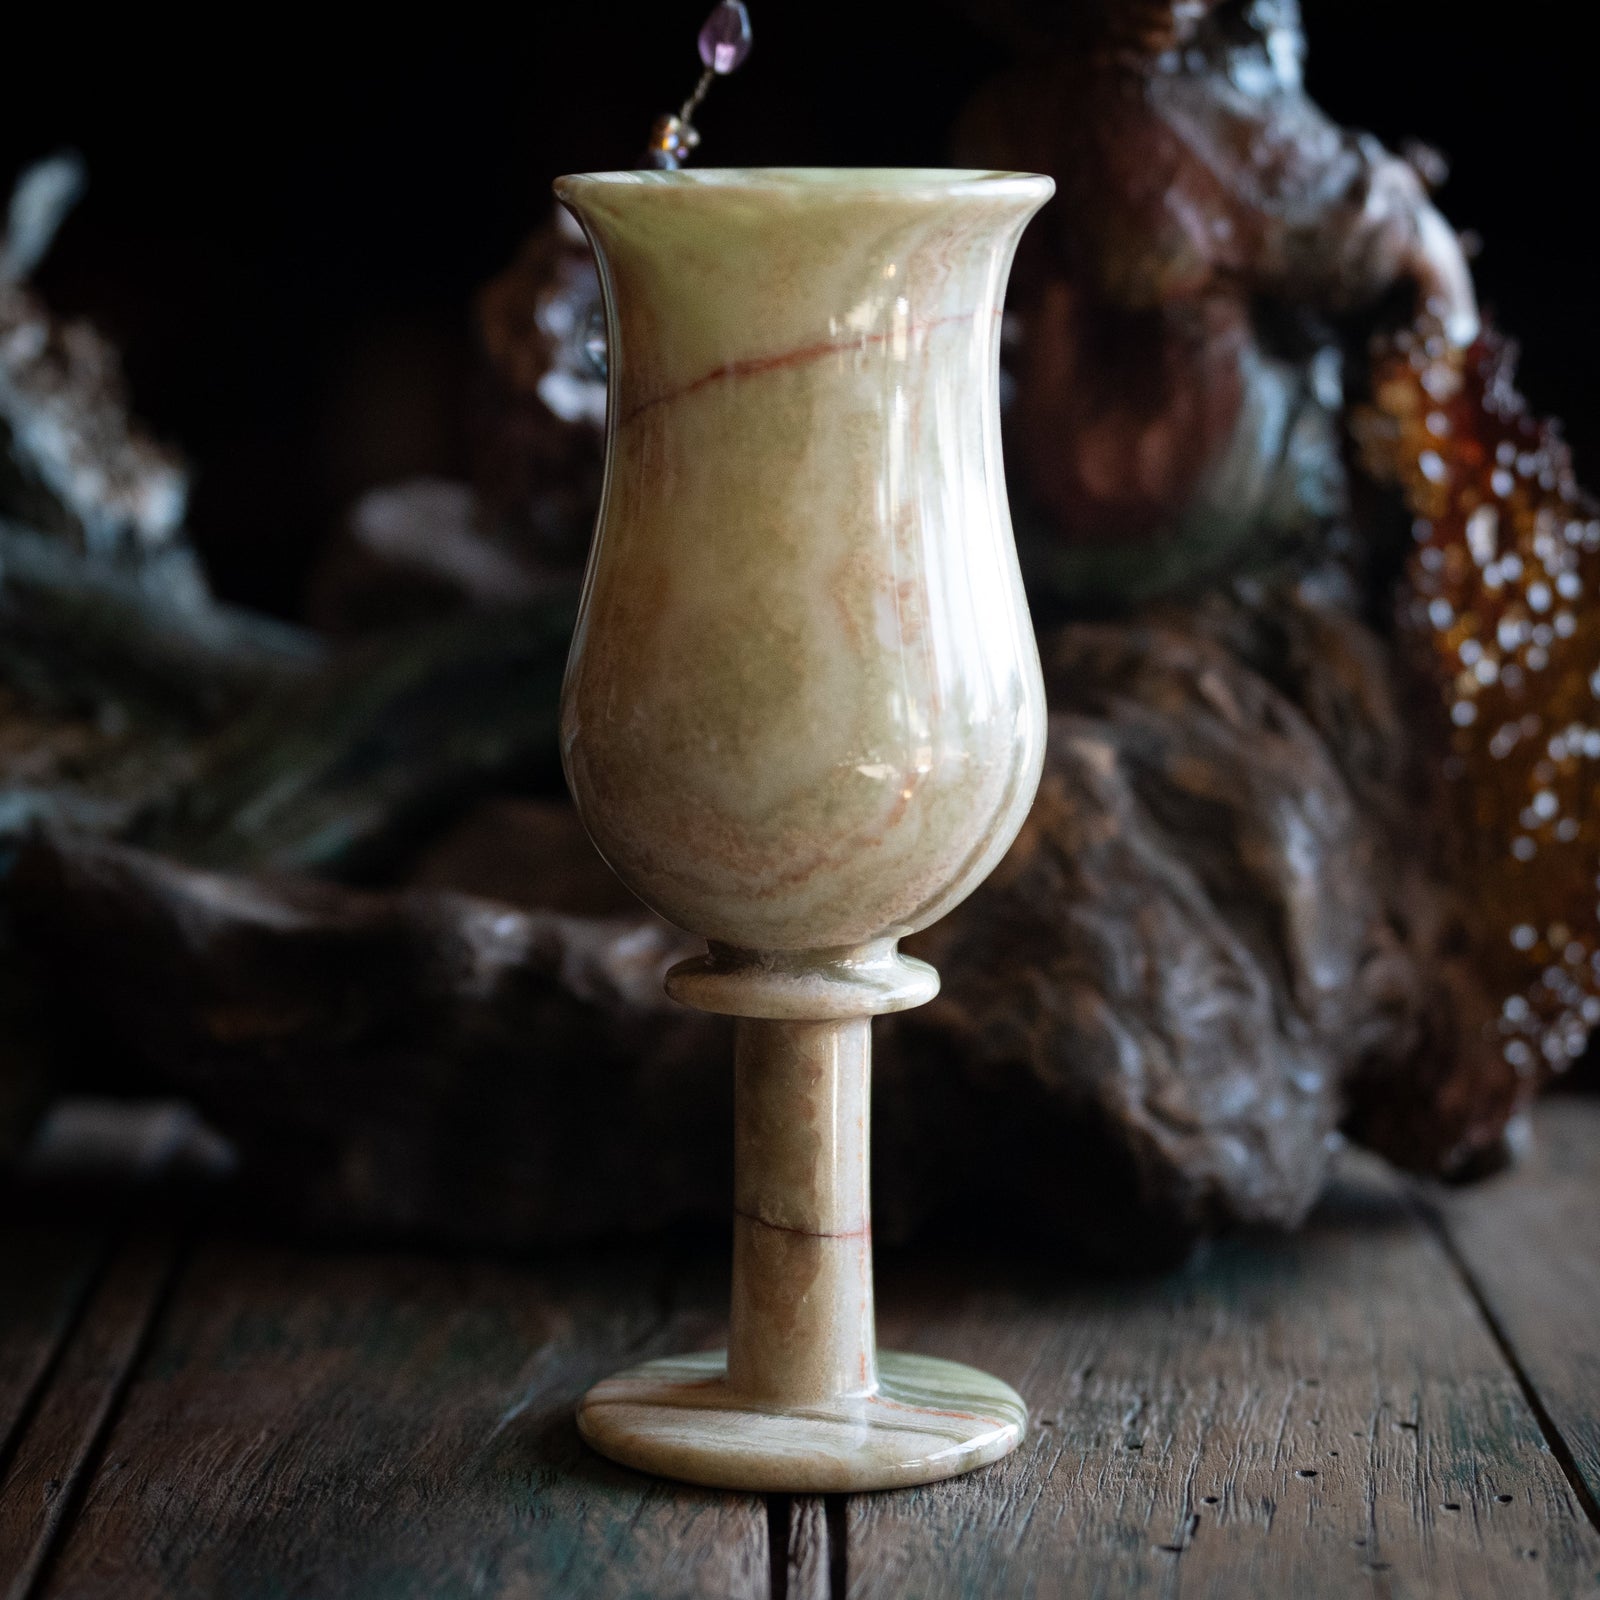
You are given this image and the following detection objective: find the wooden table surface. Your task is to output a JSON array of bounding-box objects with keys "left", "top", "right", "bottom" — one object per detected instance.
[{"left": 1, "top": 1100, "right": 1597, "bottom": 1600}]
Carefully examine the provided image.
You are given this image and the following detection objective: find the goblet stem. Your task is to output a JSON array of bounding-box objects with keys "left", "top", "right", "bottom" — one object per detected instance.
[
  {"left": 575, "top": 945, "right": 1027, "bottom": 1490},
  {"left": 728, "top": 1017, "right": 877, "bottom": 1406}
]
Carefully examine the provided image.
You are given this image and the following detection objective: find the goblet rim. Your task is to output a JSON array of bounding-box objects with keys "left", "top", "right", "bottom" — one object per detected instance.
[{"left": 553, "top": 167, "right": 1054, "bottom": 205}]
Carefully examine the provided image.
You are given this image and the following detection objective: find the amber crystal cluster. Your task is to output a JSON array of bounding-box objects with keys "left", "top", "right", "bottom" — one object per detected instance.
[{"left": 1358, "top": 321, "right": 1600, "bottom": 1083}]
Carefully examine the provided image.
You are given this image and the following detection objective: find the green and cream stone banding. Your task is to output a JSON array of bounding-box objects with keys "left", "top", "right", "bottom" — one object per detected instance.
[
  {"left": 554, "top": 168, "right": 1051, "bottom": 957},
  {"left": 555, "top": 168, "right": 1052, "bottom": 1493},
  {"left": 578, "top": 1350, "right": 1029, "bottom": 1494}
]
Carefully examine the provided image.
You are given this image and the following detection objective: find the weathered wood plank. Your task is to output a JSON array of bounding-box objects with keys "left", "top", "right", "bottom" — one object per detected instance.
[
  {"left": 0, "top": 1232, "right": 178, "bottom": 1600},
  {"left": 785, "top": 1497, "right": 833, "bottom": 1600},
  {"left": 848, "top": 1155, "right": 1600, "bottom": 1599},
  {"left": 38, "top": 1243, "right": 768, "bottom": 1600},
  {"left": 0, "top": 1223, "right": 105, "bottom": 1474},
  {"left": 1431, "top": 1100, "right": 1600, "bottom": 1516}
]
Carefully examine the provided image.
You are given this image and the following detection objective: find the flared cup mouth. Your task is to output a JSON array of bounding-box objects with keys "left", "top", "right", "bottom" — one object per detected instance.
[{"left": 553, "top": 168, "right": 1054, "bottom": 205}]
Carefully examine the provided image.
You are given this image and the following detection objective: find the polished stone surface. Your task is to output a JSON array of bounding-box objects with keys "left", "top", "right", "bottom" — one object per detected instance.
[
  {"left": 554, "top": 168, "right": 1052, "bottom": 955},
  {"left": 578, "top": 1348, "right": 1029, "bottom": 1493},
  {"left": 555, "top": 168, "right": 1051, "bottom": 1493}
]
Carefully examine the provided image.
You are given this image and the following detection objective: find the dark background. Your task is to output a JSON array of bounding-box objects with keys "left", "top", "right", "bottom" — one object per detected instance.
[{"left": 1, "top": 3, "right": 1590, "bottom": 618}]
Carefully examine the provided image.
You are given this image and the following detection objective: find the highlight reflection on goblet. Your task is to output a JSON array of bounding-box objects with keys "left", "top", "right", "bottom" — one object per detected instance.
[{"left": 554, "top": 167, "right": 1053, "bottom": 1492}]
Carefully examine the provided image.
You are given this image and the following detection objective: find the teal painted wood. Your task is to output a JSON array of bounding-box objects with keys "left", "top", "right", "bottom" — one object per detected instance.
[
  {"left": 37, "top": 1243, "right": 768, "bottom": 1600},
  {"left": 847, "top": 1151, "right": 1600, "bottom": 1600},
  {"left": 1434, "top": 1101, "right": 1600, "bottom": 1518}
]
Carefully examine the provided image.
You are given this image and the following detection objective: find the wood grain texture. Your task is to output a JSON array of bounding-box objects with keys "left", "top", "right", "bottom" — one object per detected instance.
[
  {"left": 848, "top": 1153, "right": 1600, "bottom": 1600},
  {"left": 7, "top": 1107, "right": 1600, "bottom": 1599},
  {"left": 0, "top": 1224, "right": 105, "bottom": 1473},
  {"left": 36, "top": 1243, "right": 767, "bottom": 1600},
  {"left": 785, "top": 1498, "right": 832, "bottom": 1600},
  {"left": 0, "top": 1232, "right": 178, "bottom": 1600},
  {"left": 1432, "top": 1101, "right": 1600, "bottom": 1514}
]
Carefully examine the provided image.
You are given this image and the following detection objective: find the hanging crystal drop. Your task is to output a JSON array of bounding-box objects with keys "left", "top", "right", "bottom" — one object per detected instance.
[{"left": 697, "top": 1, "right": 752, "bottom": 75}]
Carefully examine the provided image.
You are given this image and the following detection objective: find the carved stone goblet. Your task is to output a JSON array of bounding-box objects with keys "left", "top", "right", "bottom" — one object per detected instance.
[{"left": 554, "top": 167, "right": 1053, "bottom": 1492}]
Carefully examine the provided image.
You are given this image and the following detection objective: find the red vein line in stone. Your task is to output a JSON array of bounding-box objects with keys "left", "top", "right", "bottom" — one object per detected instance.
[
  {"left": 619, "top": 307, "right": 998, "bottom": 427},
  {"left": 734, "top": 1208, "right": 872, "bottom": 1242},
  {"left": 872, "top": 1394, "right": 995, "bottom": 1425}
]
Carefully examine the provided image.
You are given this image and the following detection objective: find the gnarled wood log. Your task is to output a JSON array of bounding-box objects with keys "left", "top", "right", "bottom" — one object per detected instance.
[{"left": 8, "top": 588, "right": 1514, "bottom": 1266}]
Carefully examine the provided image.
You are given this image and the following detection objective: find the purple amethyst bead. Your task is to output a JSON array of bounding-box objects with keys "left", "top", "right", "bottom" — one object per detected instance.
[{"left": 697, "top": 0, "right": 752, "bottom": 74}]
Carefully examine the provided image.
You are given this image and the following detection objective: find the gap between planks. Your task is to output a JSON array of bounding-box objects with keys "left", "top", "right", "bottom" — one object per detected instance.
[
  {"left": 17, "top": 1239, "right": 769, "bottom": 1600},
  {"left": 0, "top": 1229, "right": 185, "bottom": 1600},
  {"left": 6, "top": 1103, "right": 1598, "bottom": 1600},
  {"left": 847, "top": 1133, "right": 1600, "bottom": 1600},
  {"left": 4, "top": 1227, "right": 843, "bottom": 1600},
  {"left": 0, "top": 1226, "right": 114, "bottom": 1497},
  {"left": 1421, "top": 1099, "right": 1600, "bottom": 1530},
  {"left": 772, "top": 1495, "right": 848, "bottom": 1600},
  {"left": 1414, "top": 1186, "right": 1600, "bottom": 1537}
]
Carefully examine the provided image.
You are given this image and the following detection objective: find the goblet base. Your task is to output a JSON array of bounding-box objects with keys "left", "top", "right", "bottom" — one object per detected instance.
[{"left": 577, "top": 1348, "right": 1026, "bottom": 1492}]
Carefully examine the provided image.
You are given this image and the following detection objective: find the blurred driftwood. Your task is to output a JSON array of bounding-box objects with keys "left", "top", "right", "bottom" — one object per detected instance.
[
  {"left": 0, "top": 11, "right": 1552, "bottom": 1265},
  {"left": 1, "top": 153, "right": 190, "bottom": 567},
  {"left": 10, "top": 586, "right": 1511, "bottom": 1264},
  {"left": 11, "top": 829, "right": 726, "bottom": 1246},
  {"left": 0, "top": 155, "right": 321, "bottom": 850},
  {"left": 955, "top": 0, "right": 1473, "bottom": 605},
  {"left": 134, "top": 600, "right": 574, "bottom": 877},
  {"left": 1, "top": 511, "right": 573, "bottom": 874}
]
